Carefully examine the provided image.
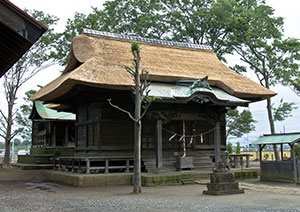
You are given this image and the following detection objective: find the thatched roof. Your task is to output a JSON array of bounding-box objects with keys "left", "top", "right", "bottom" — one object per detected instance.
[{"left": 31, "top": 29, "right": 276, "bottom": 102}]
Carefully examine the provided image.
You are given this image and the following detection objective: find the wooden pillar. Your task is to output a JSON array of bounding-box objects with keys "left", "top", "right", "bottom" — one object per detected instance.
[
  {"left": 65, "top": 124, "right": 69, "bottom": 147},
  {"left": 52, "top": 124, "right": 56, "bottom": 147},
  {"left": 156, "top": 120, "right": 163, "bottom": 169},
  {"left": 86, "top": 159, "right": 90, "bottom": 174},
  {"left": 292, "top": 144, "right": 297, "bottom": 182},
  {"left": 105, "top": 159, "right": 109, "bottom": 174},
  {"left": 280, "top": 143, "right": 284, "bottom": 161},
  {"left": 246, "top": 155, "right": 250, "bottom": 167},
  {"left": 259, "top": 145, "right": 262, "bottom": 163},
  {"left": 233, "top": 156, "right": 238, "bottom": 168},
  {"left": 214, "top": 122, "right": 221, "bottom": 164},
  {"left": 125, "top": 159, "right": 130, "bottom": 173}
]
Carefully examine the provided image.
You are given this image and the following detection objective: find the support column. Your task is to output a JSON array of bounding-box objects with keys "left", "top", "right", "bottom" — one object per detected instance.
[
  {"left": 52, "top": 124, "right": 56, "bottom": 147},
  {"left": 280, "top": 143, "right": 283, "bottom": 160},
  {"left": 292, "top": 144, "right": 297, "bottom": 182},
  {"left": 65, "top": 124, "right": 69, "bottom": 147},
  {"left": 156, "top": 120, "right": 163, "bottom": 169},
  {"left": 214, "top": 122, "right": 221, "bottom": 164}
]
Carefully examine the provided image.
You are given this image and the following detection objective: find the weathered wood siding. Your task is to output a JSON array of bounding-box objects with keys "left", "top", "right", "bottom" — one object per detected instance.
[
  {"left": 67, "top": 87, "right": 226, "bottom": 171},
  {"left": 76, "top": 104, "right": 101, "bottom": 149}
]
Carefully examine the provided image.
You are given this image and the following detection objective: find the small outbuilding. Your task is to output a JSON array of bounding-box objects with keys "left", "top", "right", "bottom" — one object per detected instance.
[
  {"left": 17, "top": 101, "right": 76, "bottom": 165},
  {"left": 252, "top": 132, "right": 300, "bottom": 182},
  {"left": 30, "top": 101, "right": 76, "bottom": 148}
]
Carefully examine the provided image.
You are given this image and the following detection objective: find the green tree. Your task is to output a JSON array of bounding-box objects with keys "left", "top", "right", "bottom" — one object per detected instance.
[
  {"left": 0, "top": 11, "right": 59, "bottom": 167},
  {"left": 56, "top": 0, "right": 242, "bottom": 65},
  {"left": 228, "top": 0, "right": 300, "bottom": 160},
  {"left": 55, "top": 0, "right": 300, "bottom": 161},
  {"left": 226, "top": 141, "right": 233, "bottom": 154},
  {"left": 12, "top": 138, "right": 21, "bottom": 147},
  {"left": 294, "top": 144, "right": 300, "bottom": 159},
  {"left": 273, "top": 99, "right": 297, "bottom": 122},
  {"left": 236, "top": 142, "right": 241, "bottom": 154},
  {"left": 226, "top": 109, "right": 256, "bottom": 141},
  {"left": 16, "top": 90, "right": 36, "bottom": 146}
]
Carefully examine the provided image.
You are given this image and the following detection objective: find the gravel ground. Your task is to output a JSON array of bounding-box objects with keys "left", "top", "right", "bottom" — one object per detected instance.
[{"left": 0, "top": 180, "right": 300, "bottom": 212}]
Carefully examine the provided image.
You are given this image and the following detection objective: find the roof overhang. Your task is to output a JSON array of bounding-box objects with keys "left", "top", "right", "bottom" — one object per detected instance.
[
  {"left": 252, "top": 132, "right": 300, "bottom": 145},
  {"left": 146, "top": 81, "right": 250, "bottom": 107},
  {"left": 29, "top": 101, "right": 76, "bottom": 121},
  {"left": 0, "top": 0, "right": 47, "bottom": 77}
]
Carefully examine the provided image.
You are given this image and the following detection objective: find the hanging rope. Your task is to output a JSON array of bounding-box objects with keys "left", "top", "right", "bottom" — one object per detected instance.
[
  {"left": 163, "top": 126, "right": 215, "bottom": 138},
  {"left": 182, "top": 120, "right": 186, "bottom": 157}
]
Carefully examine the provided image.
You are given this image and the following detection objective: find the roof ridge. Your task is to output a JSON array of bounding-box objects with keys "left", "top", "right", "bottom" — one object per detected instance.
[{"left": 81, "top": 28, "right": 212, "bottom": 51}]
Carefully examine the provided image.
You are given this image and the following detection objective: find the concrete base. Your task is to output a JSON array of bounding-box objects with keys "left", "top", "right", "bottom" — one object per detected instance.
[
  {"left": 41, "top": 169, "right": 259, "bottom": 187},
  {"left": 203, "top": 189, "right": 244, "bottom": 195},
  {"left": 42, "top": 171, "right": 132, "bottom": 187}
]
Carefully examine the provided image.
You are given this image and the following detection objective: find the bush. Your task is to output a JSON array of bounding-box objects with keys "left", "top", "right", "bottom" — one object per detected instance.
[
  {"left": 294, "top": 144, "right": 300, "bottom": 159},
  {"left": 264, "top": 154, "right": 269, "bottom": 160}
]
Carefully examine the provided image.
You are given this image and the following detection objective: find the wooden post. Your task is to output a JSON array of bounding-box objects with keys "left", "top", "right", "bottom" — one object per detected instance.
[
  {"left": 214, "top": 122, "right": 221, "bottom": 164},
  {"left": 125, "top": 159, "right": 130, "bottom": 173},
  {"left": 52, "top": 125, "right": 56, "bottom": 147},
  {"left": 86, "top": 159, "right": 90, "bottom": 174},
  {"left": 280, "top": 144, "right": 284, "bottom": 160},
  {"left": 156, "top": 119, "right": 163, "bottom": 169},
  {"left": 53, "top": 157, "right": 57, "bottom": 170},
  {"left": 246, "top": 155, "right": 250, "bottom": 167},
  {"left": 259, "top": 144, "right": 265, "bottom": 163},
  {"left": 71, "top": 159, "right": 75, "bottom": 173},
  {"left": 65, "top": 124, "right": 69, "bottom": 147},
  {"left": 105, "top": 159, "right": 109, "bottom": 174},
  {"left": 292, "top": 144, "right": 297, "bottom": 182},
  {"left": 296, "top": 157, "right": 299, "bottom": 182},
  {"left": 234, "top": 156, "right": 238, "bottom": 168}
]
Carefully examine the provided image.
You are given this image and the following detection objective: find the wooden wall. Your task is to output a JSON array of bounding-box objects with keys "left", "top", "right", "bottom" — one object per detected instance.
[{"left": 71, "top": 89, "right": 226, "bottom": 171}]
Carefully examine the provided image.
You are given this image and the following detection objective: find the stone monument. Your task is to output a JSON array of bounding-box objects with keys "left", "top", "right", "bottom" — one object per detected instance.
[{"left": 203, "top": 152, "right": 244, "bottom": 195}]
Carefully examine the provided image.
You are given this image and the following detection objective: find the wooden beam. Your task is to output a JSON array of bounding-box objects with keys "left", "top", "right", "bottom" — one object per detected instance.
[
  {"left": 214, "top": 122, "right": 221, "bottom": 164},
  {"left": 156, "top": 119, "right": 163, "bottom": 169}
]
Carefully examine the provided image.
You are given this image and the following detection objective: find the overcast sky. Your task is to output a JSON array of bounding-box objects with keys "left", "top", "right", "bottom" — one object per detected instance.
[{"left": 2, "top": 0, "right": 300, "bottom": 144}]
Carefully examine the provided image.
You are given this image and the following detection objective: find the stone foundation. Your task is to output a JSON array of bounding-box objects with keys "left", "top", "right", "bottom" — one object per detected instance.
[{"left": 203, "top": 172, "right": 244, "bottom": 195}]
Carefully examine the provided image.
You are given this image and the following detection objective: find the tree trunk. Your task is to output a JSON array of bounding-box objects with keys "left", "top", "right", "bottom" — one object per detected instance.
[
  {"left": 3, "top": 95, "right": 15, "bottom": 166},
  {"left": 133, "top": 50, "right": 142, "bottom": 194},
  {"left": 266, "top": 97, "right": 280, "bottom": 161}
]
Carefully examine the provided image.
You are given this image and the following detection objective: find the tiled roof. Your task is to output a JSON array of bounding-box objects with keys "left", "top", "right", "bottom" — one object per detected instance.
[{"left": 81, "top": 28, "right": 212, "bottom": 51}]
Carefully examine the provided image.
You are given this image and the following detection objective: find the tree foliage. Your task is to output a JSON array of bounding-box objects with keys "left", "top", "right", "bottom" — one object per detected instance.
[
  {"left": 272, "top": 99, "right": 298, "bottom": 122},
  {"left": 226, "top": 141, "right": 233, "bottom": 154},
  {"left": 0, "top": 10, "right": 59, "bottom": 166},
  {"left": 15, "top": 90, "right": 36, "bottom": 145},
  {"left": 236, "top": 142, "right": 241, "bottom": 154},
  {"left": 54, "top": 0, "right": 300, "bottom": 162},
  {"left": 228, "top": 0, "right": 300, "bottom": 134},
  {"left": 226, "top": 109, "right": 256, "bottom": 140},
  {"left": 295, "top": 144, "right": 300, "bottom": 159},
  {"left": 56, "top": 0, "right": 244, "bottom": 65}
]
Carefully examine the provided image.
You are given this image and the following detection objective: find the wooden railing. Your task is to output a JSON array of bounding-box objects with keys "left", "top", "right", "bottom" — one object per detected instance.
[{"left": 54, "top": 156, "right": 134, "bottom": 174}]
